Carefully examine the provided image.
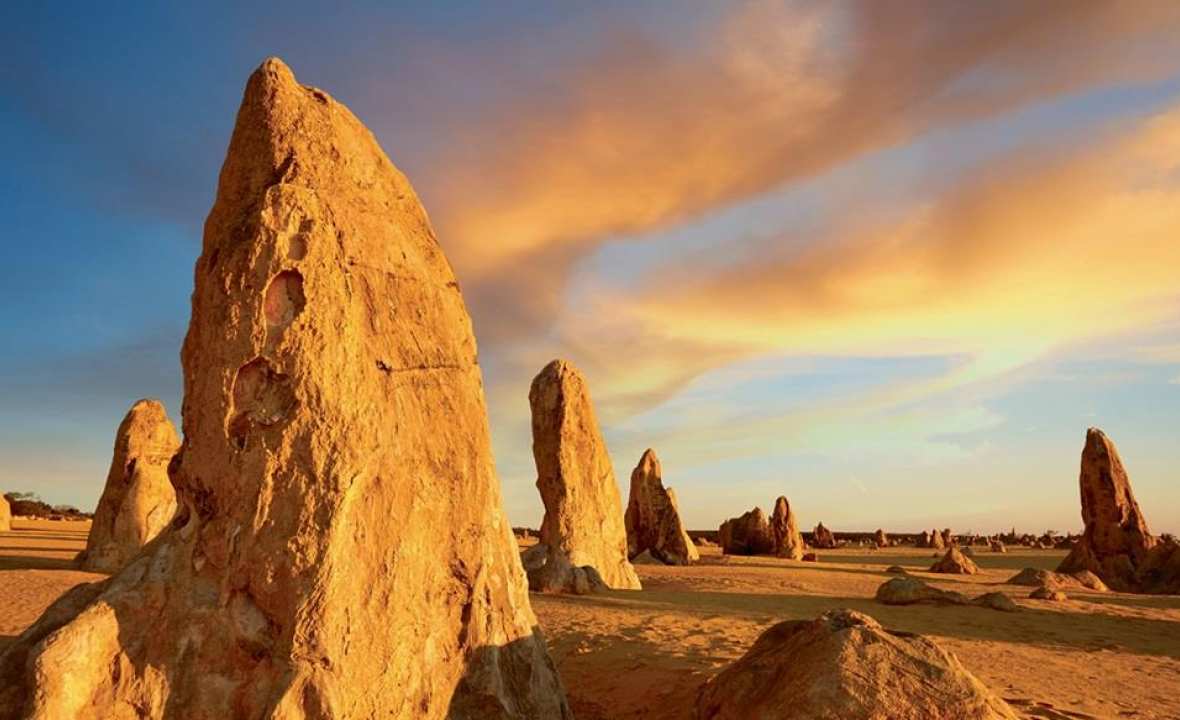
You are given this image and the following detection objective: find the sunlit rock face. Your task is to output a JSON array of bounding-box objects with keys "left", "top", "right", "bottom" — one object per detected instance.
[
  {"left": 525, "top": 359, "right": 641, "bottom": 592},
  {"left": 624, "top": 448, "right": 699, "bottom": 566},
  {"left": 0, "top": 57, "right": 569, "bottom": 720},
  {"left": 770, "top": 496, "right": 804, "bottom": 560},
  {"left": 76, "top": 399, "right": 179, "bottom": 573}
]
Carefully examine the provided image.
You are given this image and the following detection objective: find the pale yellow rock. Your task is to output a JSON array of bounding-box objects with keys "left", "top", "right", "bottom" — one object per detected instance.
[
  {"left": 624, "top": 449, "right": 699, "bottom": 566},
  {"left": 0, "top": 494, "right": 10, "bottom": 532},
  {"left": 75, "top": 399, "right": 179, "bottom": 573},
  {"left": 526, "top": 359, "right": 641, "bottom": 592},
  {"left": 0, "top": 57, "right": 569, "bottom": 720}
]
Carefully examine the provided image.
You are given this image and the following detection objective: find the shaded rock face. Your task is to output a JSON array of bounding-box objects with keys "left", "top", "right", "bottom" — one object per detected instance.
[
  {"left": 719, "top": 507, "right": 774, "bottom": 556},
  {"left": 930, "top": 547, "right": 980, "bottom": 575},
  {"left": 770, "top": 496, "right": 804, "bottom": 560},
  {"left": 0, "top": 58, "right": 570, "bottom": 720},
  {"left": 989, "top": 540, "right": 1006, "bottom": 553},
  {"left": 874, "top": 529, "right": 888, "bottom": 547},
  {"left": 75, "top": 399, "right": 180, "bottom": 573},
  {"left": 624, "top": 449, "right": 698, "bottom": 566},
  {"left": 696, "top": 609, "right": 1017, "bottom": 720},
  {"left": 811, "top": 522, "right": 837, "bottom": 549},
  {"left": 1057, "top": 428, "right": 1173, "bottom": 592},
  {"left": 0, "top": 495, "right": 10, "bottom": 532},
  {"left": 529, "top": 359, "right": 641, "bottom": 592}
]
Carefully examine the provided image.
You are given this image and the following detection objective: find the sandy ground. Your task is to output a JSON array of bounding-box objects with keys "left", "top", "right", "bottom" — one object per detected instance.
[{"left": 2, "top": 522, "right": 1178, "bottom": 719}]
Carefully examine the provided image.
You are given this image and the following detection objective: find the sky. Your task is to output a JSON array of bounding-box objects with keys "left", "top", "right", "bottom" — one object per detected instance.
[{"left": 2, "top": 1, "right": 1179, "bottom": 534}]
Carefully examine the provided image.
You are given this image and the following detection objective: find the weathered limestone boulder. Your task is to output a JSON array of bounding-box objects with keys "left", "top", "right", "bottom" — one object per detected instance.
[
  {"left": 970, "top": 592, "right": 1018, "bottom": 613},
  {"left": 719, "top": 507, "right": 774, "bottom": 555},
  {"left": 0, "top": 495, "right": 10, "bottom": 532},
  {"left": 1030, "top": 587, "right": 1068, "bottom": 601},
  {"left": 930, "top": 528, "right": 946, "bottom": 550},
  {"left": 811, "top": 521, "right": 837, "bottom": 549},
  {"left": 876, "top": 577, "right": 969, "bottom": 606},
  {"left": 696, "top": 609, "right": 1017, "bottom": 720},
  {"left": 623, "top": 448, "right": 698, "bottom": 566},
  {"left": 941, "top": 528, "right": 955, "bottom": 546},
  {"left": 1057, "top": 428, "right": 1177, "bottom": 592},
  {"left": 0, "top": 58, "right": 570, "bottom": 719},
  {"left": 527, "top": 359, "right": 641, "bottom": 592},
  {"left": 989, "top": 540, "right": 1006, "bottom": 553},
  {"left": 1006, "top": 567, "right": 1108, "bottom": 592},
  {"left": 930, "top": 546, "right": 980, "bottom": 575},
  {"left": 770, "top": 496, "right": 804, "bottom": 560},
  {"left": 75, "top": 399, "right": 180, "bottom": 573},
  {"left": 874, "top": 528, "right": 888, "bottom": 548}
]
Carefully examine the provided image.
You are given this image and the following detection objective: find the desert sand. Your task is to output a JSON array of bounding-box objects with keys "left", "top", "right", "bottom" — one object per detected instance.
[{"left": 4, "top": 519, "right": 1177, "bottom": 719}]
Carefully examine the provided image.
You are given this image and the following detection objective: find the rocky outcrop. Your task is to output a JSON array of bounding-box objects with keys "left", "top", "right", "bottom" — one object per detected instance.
[
  {"left": 874, "top": 528, "right": 888, "bottom": 548},
  {"left": 1006, "top": 567, "right": 1108, "bottom": 592},
  {"left": 1056, "top": 428, "right": 1179, "bottom": 593},
  {"left": 624, "top": 449, "right": 698, "bottom": 566},
  {"left": 971, "top": 592, "right": 1018, "bottom": 613},
  {"left": 770, "top": 496, "right": 804, "bottom": 560},
  {"left": 811, "top": 522, "right": 837, "bottom": 549},
  {"left": 696, "top": 609, "right": 1017, "bottom": 719},
  {"left": 0, "top": 58, "right": 569, "bottom": 719},
  {"left": 1030, "top": 587, "right": 1067, "bottom": 601},
  {"left": 75, "top": 399, "right": 180, "bottom": 573},
  {"left": 719, "top": 507, "right": 774, "bottom": 555},
  {"left": 876, "top": 577, "right": 969, "bottom": 606},
  {"left": 0, "top": 495, "right": 10, "bottom": 532},
  {"left": 930, "top": 546, "right": 979, "bottom": 575},
  {"left": 989, "top": 540, "right": 1006, "bottom": 553},
  {"left": 876, "top": 578, "right": 1016, "bottom": 613},
  {"left": 527, "top": 359, "right": 640, "bottom": 592}
]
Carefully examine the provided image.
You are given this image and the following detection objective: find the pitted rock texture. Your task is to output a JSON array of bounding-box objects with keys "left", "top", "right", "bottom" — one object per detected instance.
[
  {"left": 0, "top": 58, "right": 570, "bottom": 720},
  {"left": 770, "top": 496, "right": 804, "bottom": 560},
  {"left": 528, "top": 359, "right": 641, "bottom": 592},
  {"left": 75, "top": 399, "right": 180, "bottom": 573},
  {"left": 719, "top": 507, "right": 774, "bottom": 556},
  {"left": 696, "top": 609, "right": 1017, "bottom": 719},
  {"left": 624, "top": 449, "right": 698, "bottom": 566}
]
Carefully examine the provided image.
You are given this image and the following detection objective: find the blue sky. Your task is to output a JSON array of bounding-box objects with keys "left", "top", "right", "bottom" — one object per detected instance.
[{"left": 2, "top": 2, "right": 1179, "bottom": 534}]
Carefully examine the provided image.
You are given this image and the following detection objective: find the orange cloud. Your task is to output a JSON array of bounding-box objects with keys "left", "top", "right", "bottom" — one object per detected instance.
[
  {"left": 428, "top": 1, "right": 1180, "bottom": 349},
  {"left": 591, "top": 103, "right": 1180, "bottom": 410}
]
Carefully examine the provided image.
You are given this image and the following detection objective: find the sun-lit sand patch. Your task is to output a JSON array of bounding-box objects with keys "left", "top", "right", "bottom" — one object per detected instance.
[
  {"left": 0, "top": 518, "right": 104, "bottom": 651},
  {"left": 527, "top": 544, "right": 1180, "bottom": 720}
]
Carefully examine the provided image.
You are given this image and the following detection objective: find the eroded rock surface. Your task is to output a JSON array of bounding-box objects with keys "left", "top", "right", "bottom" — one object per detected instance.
[
  {"left": 0, "top": 58, "right": 569, "bottom": 720},
  {"left": 720, "top": 507, "right": 774, "bottom": 556},
  {"left": 624, "top": 449, "right": 698, "bottom": 566},
  {"left": 0, "top": 495, "right": 10, "bottom": 532},
  {"left": 528, "top": 359, "right": 640, "bottom": 592},
  {"left": 1057, "top": 428, "right": 1177, "bottom": 592},
  {"left": 770, "top": 496, "right": 804, "bottom": 560},
  {"left": 696, "top": 609, "right": 1017, "bottom": 719},
  {"left": 75, "top": 399, "right": 179, "bottom": 573}
]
